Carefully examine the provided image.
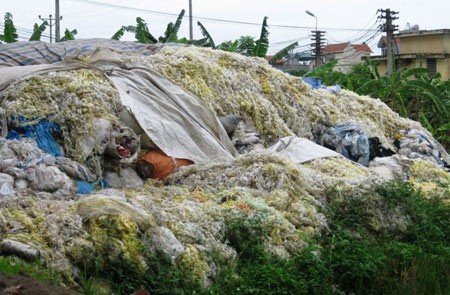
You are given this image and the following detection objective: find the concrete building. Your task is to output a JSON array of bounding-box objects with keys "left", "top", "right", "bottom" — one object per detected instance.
[
  {"left": 373, "top": 29, "right": 450, "bottom": 79},
  {"left": 321, "top": 42, "right": 372, "bottom": 73}
]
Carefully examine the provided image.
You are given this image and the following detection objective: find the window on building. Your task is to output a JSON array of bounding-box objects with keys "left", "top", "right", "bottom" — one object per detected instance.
[{"left": 426, "top": 59, "right": 437, "bottom": 77}]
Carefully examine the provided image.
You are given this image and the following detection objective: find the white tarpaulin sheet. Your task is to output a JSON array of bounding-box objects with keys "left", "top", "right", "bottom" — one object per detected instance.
[
  {"left": 269, "top": 136, "right": 342, "bottom": 164},
  {"left": 106, "top": 66, "right": 236, "bottom": 163}
]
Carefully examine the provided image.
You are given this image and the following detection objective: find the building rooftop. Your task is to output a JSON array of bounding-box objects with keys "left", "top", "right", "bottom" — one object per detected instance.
[{"left": 322, "top": 42, "right": 372, "bottom": 53}]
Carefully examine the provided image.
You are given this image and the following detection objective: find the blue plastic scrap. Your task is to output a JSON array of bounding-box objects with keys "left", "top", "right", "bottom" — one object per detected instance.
[
  {"left": 6, "top": 115, "right": 34, "bottom": 139},
  {"left": 6, "top": 115, "right": 63, "bottom": 157},
  {"left": 301, "top": 77, "right": 341, "bottom": 94},
  {"left": 302, "top": 77, "right": 322, "bottom": 89},
  {"left": 35, "top": 121, "right": 63, "bottom": 157},
  {"left": 76, "top": 180, "right": 94, "bottom": 194}
]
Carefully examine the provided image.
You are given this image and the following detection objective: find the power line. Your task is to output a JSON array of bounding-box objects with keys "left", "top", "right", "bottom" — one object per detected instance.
[
  {"left": 270, "top": 36, "right": 310, "bottom": 46},
  {"left": 69, "top": 0, "right": 380, "bottom": 33},
  {"left": 0, "top": 22, "right": 51, "bottom": 40}
]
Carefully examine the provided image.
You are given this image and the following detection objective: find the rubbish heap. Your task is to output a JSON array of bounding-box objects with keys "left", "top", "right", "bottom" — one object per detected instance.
[{"left": 0, "top": 39, "right": 449, "bottom": 286}]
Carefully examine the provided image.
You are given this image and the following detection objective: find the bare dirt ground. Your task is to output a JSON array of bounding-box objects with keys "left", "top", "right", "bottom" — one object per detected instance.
[{"left": 0, "top": 272, "right": 79, "bottom": 295}]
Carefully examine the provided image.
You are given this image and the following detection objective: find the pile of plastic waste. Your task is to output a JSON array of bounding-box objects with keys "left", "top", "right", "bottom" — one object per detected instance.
[{"left": 0, "top": 40, "right": 449, "bottom": 287}]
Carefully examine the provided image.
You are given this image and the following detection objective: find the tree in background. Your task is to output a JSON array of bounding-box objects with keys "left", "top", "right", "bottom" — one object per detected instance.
[
  {"left": 0, "top": 12, "right": 18, "bottom": 43},
  {"left": 112, "top": 10, "right": 186, "bottom": 44},
  {"left": 29, "top": 20, "right": 49, "bottom": 41},
  {"left": 0, "top": 12, "right": 76, "bottom": 43},
  {"left": 60, "top": 29, "right": 78, "bottom": 41}
]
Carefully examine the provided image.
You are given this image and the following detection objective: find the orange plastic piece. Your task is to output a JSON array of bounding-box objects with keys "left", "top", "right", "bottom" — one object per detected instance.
[{"left": 139, "top": 149, "right": 193, "bottom": 180}]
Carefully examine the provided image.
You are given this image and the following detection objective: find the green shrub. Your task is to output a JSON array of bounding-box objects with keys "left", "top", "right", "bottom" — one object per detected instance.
[
  {"left": 207, "top": 215, "right": 332, "bottom": 294},
  {"left": 322, "top": 181, "right": 450, "bottom": 294},
  {"left": 76, "top": 239, "right": 201, "bottom": 295}
]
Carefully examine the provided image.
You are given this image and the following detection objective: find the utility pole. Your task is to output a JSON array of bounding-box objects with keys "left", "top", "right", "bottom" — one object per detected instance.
[
  {"left": 189, "top": 0, "right": 193, "bottom": 41},
  {"left": 379, "top": 8, "right": 398, "bottom": 76},
  {"left": 39, "top": 15, "right": 54, "bottom": 43},
  {"left": 55, "top": 0, "right": 61, "bottom": 42},
  {"left": 311, "top": 30, "right": 325, "bottom": 68},
  {"left": 39, "top": 13, "right": 62, "bottom": 43}
]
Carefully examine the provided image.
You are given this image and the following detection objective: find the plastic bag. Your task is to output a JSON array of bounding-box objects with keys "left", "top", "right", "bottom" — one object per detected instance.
[{"left": 320, "top": 122, "right": 370, "bottom": 166}]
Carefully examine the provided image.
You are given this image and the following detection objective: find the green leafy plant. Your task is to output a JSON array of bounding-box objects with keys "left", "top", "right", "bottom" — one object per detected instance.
[
  {"left": 76, "top": 238, "right": 201, "bottom": 295},
  {"left": 59, "top": 29, "right": 77, "bottom": 41},
  {"left": 0, "top": 12, "right": 18, "bottom": 43},
  {"left": 217, "top": 39, "right": 239, "bottom": 52},
  {"left": 252, "top": 16, "right": 269, "bottom": 57},
  {"left": 197, "top": 21, "right": 216, "bottom": 48},
  {"left": 29, "top": 21, "right": 48, "bottom": 41},
  {"left": 209, "top": 215, "right": 332, "bottom": 294},
  {"left": 0, "top": 256, "right": 63, "bottom": 285},
  {"left": 269, "top": 41, "right": 299, "bottom": 64},
  {"left": 134, "top": 17, "right": 158, "bottom": 44},
  {"left": 159, "top": 9, "right": 185, "bottom": 43},
  {"left": 322, "top": 181, "right": 450, "bottom": 294}
]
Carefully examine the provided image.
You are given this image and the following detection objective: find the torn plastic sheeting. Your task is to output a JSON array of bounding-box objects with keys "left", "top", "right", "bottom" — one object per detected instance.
[
  {"left": 0, "top": 239, "right": 40, "bottom": 262},
  {"left": 107, "top": 66, "right": 237, "bottom": 163},
  {"left": 56, "top": 157, "right": 97, "bottom": 182},
  {"left": 35, "top": 121, "right": 63, "bottom": 157},
  {"left": 302, "top": 77, "right": 341, "bottom": 94},
  {"left": 268, "top": 136, "right": 342, "bottom": 164},
  {"left": 6, "top": 115, "right": 34, "bottom": 139}
]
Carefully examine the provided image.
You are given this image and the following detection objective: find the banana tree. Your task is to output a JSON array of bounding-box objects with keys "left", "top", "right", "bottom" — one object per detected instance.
[
  {"left": 159, "top": 9, "right": 185, "bottom": 43},
  {"left": 111, "top": 17, "right": 157, "bottom": 43},
  {"left": 269, "top": 41, "right": 299, "bottom": 64},
  {"left": 111, "top": 26, "right": 136, "bottom": 40},
  {"left": 217, "top": 40, "right": 239, "bottom": 52},
  {"left": 29, "top": 21, "right": 48, "bottom": 41},
  {"left": 196, "top": 21, "right": 215, "bottom": 48},
  {"left": 203, "top": 16, "right": 270, "bottom": 57},
  {"left": 356, "top": 67, "right": 442, "bottom": 118},
  {"left": 252, "top": 16, "right": 269, "bottom": 57},
  {"left": 413, "top": 73, "right": 450, "bottom": 146},
  {"left": 60, "top": 29, "right": 77, "bottom": 41},
  {"left": 112, "top": 10, "right": 186, "bottom": 44},
  {"left": 135, "top": 17, "right": 158, "bottom": 44}
]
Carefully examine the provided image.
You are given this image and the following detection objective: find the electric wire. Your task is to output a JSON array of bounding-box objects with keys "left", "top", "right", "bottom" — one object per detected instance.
[
  {"left": 3, "top": 1, "right": 386, "bottom": 58},
  {"left": 69, "top": 0, "right": 380, "bottom": 32}
]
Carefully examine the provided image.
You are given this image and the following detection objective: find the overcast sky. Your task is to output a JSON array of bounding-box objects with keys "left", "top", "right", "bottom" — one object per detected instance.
[{"left": 1, "top": 0, "right": 449, "bottom": 54}]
